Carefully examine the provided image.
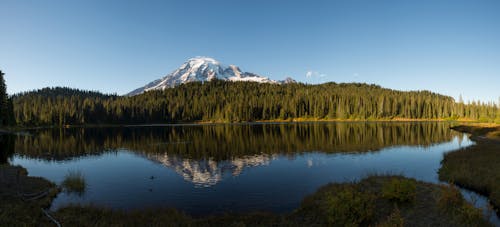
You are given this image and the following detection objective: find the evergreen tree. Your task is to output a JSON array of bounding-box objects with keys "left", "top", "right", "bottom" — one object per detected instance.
[
  {"left": 10, "top": 81, "right": 498, "bottom": 126},
  {"left": 0, "top": 70, "right": 8, "bottom": 126},
  {"left": 6, "top": 98, "right": 15, "bottom": 126},
  {"left": 0, "top": 70, "right": 17, "bottom": 126}
]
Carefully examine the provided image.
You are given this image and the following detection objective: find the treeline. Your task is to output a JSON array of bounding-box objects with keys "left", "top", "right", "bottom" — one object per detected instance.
[
  {"left": 0, "top": 70, "right": 16, "bottom": 126},
  {"left": 13, "top": 87, "right": 118, "bottom": 125},
  {"left": 12, "top": 80, "right": 500, "bottom": 126}
]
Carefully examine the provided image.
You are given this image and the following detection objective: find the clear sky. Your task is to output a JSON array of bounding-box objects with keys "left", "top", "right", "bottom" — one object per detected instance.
[{"left": 1, "top": 0, "right": 499, "bottom": 102}]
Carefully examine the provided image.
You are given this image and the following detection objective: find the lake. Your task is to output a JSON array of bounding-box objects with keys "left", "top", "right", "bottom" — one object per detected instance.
[{"left": 1, "top": 122, "right": 497, "bottom": 222}]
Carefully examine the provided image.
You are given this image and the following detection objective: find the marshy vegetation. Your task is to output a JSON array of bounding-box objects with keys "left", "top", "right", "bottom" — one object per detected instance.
[
  {"left": 296, "top": 176, "right": 490, "bottom": 226},
  {"left": 0, "top": 165, "right": 60, "bottom": 226},
  {"left": 440, "top": 124, "right": 500, "bottom": 215},
  {"left": 62, "top": 170, "right": 86, "bottom": 195},
  {"left": 381, "top": 178, "right": 417, "bottom": 203}
]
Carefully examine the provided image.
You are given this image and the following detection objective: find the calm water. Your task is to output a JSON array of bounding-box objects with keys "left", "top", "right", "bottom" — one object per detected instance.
[{"left": 1, "top": 122, "right": 498, "bottom": 223}]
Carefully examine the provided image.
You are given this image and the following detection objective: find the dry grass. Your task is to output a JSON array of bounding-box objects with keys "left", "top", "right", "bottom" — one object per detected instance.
[
  {"left": 440, "top": 125, "right": 500, "bottom": 214},
  {"left": 0, "top": 165, "right": 60, "bottom": 226},
  {"left": 62, "top": 170, "right": 86, "bottom": 195}
]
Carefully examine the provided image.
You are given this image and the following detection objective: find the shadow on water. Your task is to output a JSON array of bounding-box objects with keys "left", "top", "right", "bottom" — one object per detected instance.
[{"left": 0, "top": 134, "right": 15, "bottom": 164}]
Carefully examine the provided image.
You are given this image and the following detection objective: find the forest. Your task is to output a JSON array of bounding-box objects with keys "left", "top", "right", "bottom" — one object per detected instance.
[{"left": 11, "top": 79, "right": 500, "bottom": 126}]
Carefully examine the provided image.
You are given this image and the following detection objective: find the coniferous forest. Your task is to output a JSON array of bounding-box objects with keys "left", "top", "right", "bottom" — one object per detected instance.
[{"left": 11, "top": 79, "right": 500, "bottom": 126}]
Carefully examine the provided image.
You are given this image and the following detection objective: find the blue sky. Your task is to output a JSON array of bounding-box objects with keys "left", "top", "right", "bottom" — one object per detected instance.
[{"left": 1, "top": 0, "right": 499, "bottom": 102}]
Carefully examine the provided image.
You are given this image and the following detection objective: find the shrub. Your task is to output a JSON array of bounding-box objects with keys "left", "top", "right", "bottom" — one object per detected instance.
[
  {"left": 437, "top": 185, "right": 464, "bottom": 211},
  {"left": 382, "top": 178, "right": 417, "bottom": 203},
  {"left": 459, "top": 202, "right": 484, "bottom": 225},
  {"left": 376, "top": 206, "right": 404, "bottom": 227},
  {"left": 322, "top": 185, "right": 376, "bottom": 226},
  {"left": 438, "top": 185, "right": 486, "bottom": 225}
]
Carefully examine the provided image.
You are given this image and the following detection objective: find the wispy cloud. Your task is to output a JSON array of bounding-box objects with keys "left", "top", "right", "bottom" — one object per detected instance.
[{"left": 305, "top": 71, "right": 326, "bottom": 78}]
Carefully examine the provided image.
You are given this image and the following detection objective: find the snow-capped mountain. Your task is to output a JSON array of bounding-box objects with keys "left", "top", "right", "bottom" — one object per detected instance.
[
  {"left": 127, "top": 57, "right": 290, "bottom": 96},
  {"left": 280, "top": 77, "right": 297, "bottom": 84}
]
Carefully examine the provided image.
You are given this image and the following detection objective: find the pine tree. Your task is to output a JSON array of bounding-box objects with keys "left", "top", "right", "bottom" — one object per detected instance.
[
  {"left": 0, "top": 70, "right": 8, "bottom": 126},
  {"left": 9, "top": 81, "right": 497, "bottom": 126},
  {"left": 0, "top": 70, "right": 16, "bottom": 126}
]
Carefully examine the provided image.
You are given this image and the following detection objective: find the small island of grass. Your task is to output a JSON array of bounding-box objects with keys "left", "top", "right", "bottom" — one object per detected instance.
[{"left": 62, "top": 170, "right": 87, "bottom": 196}]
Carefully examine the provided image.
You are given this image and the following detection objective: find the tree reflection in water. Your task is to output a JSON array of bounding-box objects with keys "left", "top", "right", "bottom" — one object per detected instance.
[{"left": 9, "top": 122, "right": 462, "bottom": 187}]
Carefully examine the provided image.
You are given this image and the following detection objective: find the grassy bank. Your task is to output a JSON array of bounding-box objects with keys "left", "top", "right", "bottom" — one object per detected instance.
[
  {"left": 0, "top": 165, "right": 60, "bottom": 226},
  {"left": 439, "top": 124, "right": 500, "bottom": 215},
  {"left": 0, "top": 167, "right": 491, "bottom": 226}
]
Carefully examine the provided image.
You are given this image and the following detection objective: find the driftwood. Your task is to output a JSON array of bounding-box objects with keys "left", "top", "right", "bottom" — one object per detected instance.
[
  {"left": 18, "top": 189, "right": 50, "bottom": 201},
  {"left": 42, "top": 208, "right": 61, "bottom": 227}
]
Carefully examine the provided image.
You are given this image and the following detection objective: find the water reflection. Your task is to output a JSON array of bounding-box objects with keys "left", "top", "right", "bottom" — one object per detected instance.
[
  {"left": 7, "top": 122, "right": 485, "bottom": 216},
  {"left": 145, "top": 153, "right": 276, "bottom": 187},
  {"left": 10, "top": 122, "right": 463, "bottom": 188},
  {"left": 14, "top": 122, "right": 459, "bottom": 161},
  {"left": 0, "top": 134, "right": 15, "bottom": 164}
]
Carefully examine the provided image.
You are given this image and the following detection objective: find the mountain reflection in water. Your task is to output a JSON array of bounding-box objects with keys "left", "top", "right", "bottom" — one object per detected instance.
[
  {"left": 145, "top": 153, "right": 276, "bottom": 187},
  {"left": 5, "top": 122, "right": 474, "bottom": 214}
]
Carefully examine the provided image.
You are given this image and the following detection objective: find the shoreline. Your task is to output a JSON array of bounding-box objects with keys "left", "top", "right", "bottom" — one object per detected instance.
[
  {"left": 1, "top": 118, "right": 492, "bottom": 131},
  {"left": 440, "top": 124, "right": 500, "bottom": 216}
]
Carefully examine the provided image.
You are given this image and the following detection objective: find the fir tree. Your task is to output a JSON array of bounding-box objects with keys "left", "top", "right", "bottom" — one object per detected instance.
[
  {"left": 10, "top": 81, "right": 499, "bottom": 126},
  {"left": 0, "top": 70, "right": 8, "bottom": 126}
]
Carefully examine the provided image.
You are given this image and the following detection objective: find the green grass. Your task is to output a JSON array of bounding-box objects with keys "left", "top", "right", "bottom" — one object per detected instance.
[
  {"left": 376, "top": 207, "right": 404, "bottom": 227},
  {"left": 319, "top": 184, "right": 376, "bottom": 225},
  {"left": 62, "top": 170, "right": 86, "bottom": 195},
  {"left": 381, "top": 178, "right": 417, "bottom": 203},
  {"left": 438, "top": 184, "right": 486, "bottom": 225},
  {"left": 440, "top": 125, "right": 500, "bottom": 214},
  {"left": 294, "top": 175, "right": 490, "bottom": 227}
]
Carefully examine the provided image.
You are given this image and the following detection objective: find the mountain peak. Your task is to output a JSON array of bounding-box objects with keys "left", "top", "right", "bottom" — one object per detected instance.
[
  {"left": 184, "top": 57, "right": 222, "bottom": 70},
  {"left": 127, "top": 57, "right": 295, "bottom": 96},
  {"left": 187, "top": 56, "right": 220, "bottom": 64}
]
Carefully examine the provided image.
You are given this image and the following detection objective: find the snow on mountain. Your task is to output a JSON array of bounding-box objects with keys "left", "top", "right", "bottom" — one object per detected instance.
[
  {"left": 280, "top": 77, "right": 297, "bottom": 84},
  {"left": 127, "top": 57, "right": 292, "bottom": 96}
]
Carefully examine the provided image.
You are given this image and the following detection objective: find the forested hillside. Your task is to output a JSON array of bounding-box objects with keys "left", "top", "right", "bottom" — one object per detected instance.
[{"left": 12, "top": 80, "right": 499, "bottom": 126}]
